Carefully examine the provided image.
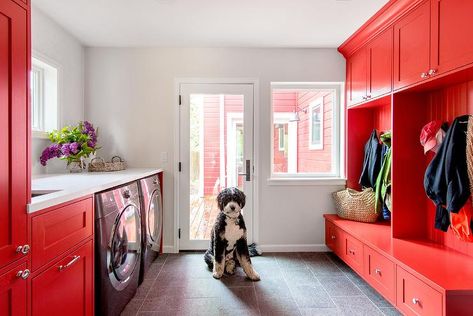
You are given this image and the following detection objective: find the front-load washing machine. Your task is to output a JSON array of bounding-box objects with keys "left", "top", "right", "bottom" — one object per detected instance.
[
  {"left": 95, "top": 181, "right": 142, "bottom": 316},
  {"left": 138, "top": 173, "right": 163, "bottom": 283}
]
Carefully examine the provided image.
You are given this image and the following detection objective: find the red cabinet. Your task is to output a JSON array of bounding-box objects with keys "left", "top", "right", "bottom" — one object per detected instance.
[
  {"left": 31, "top": 198, "right": 93, "bottom": 271},
  {"left": 31, "top": 240, "right": 94, "bottom": 316},
  {"left": 0, "top": 0, "right": 29, "bottom": 270},
  {"left": 364, "top": 246, "right": 395, "bottom": 303},
  {"left": 431, "top": 0, "right": 473, "bottom": 75},
  {"left": 0, "top": 262, "right": 28, "bottom": 316},
  {"left": 343, "top": 234, "right": 364, "bottom": 273},
  {"left": 347, "top": 48, "right": 368, "bottom": 106},
  {"left": 367, "top": 28, "right": 393, "bottom": 99},
  {"left": 325, "top": 221, "right": 343, "bottom": 255},
  {"left": 393, "top": 0, "right": 431, "bottom": 90}
]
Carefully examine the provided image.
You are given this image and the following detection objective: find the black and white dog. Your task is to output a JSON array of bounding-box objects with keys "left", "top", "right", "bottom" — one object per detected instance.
[{"left": 204, "top": 187, "right": 260, "bottom": 281}]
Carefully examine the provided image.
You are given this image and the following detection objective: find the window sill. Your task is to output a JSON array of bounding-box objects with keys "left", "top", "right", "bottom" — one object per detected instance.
[
  {"left": 267, "top": 177, "right": 347, "bottom": 186},
  {"left": 32, "top": 130, "right": 50, "bottom": 139}
]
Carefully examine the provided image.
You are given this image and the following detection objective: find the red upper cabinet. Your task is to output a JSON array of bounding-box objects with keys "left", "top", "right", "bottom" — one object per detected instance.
[
  {"left": 393, "top": 0, "right": 431, "bottom": 90},
  {"left": 431, "top": 0, "right": 473, "bottom": 75},
  {"left": 0, "top": 262, "right": 28, "bottom": 316},
  {"left": 347, "top": 48, "right": 368, "bottom": 107},
  {"left": 0, "top": 0, "right": 29, "bottom": 270},
  {"left": 367, "top": 28, "right": 393, "bottom": 99}
]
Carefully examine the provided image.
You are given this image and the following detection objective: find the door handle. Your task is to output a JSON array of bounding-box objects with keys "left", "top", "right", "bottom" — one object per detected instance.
[{"left": 238, "top": 160, "right": 251, "bottom": 181}]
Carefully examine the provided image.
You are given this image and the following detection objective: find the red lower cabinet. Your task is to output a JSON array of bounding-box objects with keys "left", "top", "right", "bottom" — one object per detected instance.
[
  {"left": 343, "top": 234, "right": 364, "bottom": 273},
  {"left": 364, "top": 246, "right": 395, "bottom": 303},
  {"left": 31, "top": 240, "right": 94, "bottom": 316},
  {"left": 397, "top": 267, "right": 443, "bottom": 316},
  {"left": 0, "top": 262, "right": 28, "bottom": 316}
]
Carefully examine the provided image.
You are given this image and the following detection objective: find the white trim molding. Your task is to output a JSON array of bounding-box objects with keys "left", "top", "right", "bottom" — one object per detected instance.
[{"left": 259, "top": 244, "right": 330, "bottom": 252}]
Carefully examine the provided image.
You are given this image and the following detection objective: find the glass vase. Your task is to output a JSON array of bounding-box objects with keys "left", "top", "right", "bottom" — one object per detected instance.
[{"left": 67, "top": 157, "right": 86, "bottom": 173}]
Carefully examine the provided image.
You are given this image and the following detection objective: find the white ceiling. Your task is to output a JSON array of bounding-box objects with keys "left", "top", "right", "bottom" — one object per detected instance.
[{"left": 33, "top": 0, "right": 389, "bottom": 48}]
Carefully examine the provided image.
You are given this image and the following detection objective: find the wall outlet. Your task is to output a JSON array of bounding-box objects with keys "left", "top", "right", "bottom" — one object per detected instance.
[{"left": 161, "top": 152, "right": 168, "bottom": 163}]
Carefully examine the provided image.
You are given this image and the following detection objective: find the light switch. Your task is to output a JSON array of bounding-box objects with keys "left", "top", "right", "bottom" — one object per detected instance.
[{"left": 161, "top": 152, "right": 168, "bottom": 163}]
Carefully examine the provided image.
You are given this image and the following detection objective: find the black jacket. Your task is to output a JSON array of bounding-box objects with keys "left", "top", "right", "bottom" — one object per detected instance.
[
  {"left": 424, "top": 115, "right": 471, "bottom": 231},
  {"left": 359, "top": 129, "right": 382, "bottom": 189}
]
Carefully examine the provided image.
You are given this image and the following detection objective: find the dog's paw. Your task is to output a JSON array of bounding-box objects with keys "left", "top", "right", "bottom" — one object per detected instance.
[
  {"left": 247, "top": 270, "right": 260, "bottom": 281},
  {"left": 225, "top": 260, "right": 236, "bottom": 275},
  {"left": 212, "top": 271, "right": 223, "bottom": 279}
]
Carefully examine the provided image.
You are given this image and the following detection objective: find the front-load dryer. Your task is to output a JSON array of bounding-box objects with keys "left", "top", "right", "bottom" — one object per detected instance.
[
  {"left": 138, "top": 173, "right": 163, "bottom": 283},
  {"left": 95, "top": 181, "right": 142, "bottom": 316}
]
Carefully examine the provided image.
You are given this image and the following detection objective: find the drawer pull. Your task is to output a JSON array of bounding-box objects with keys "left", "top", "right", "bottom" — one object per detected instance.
[
  {"left": 331, "top": 235, "right": 336, "bottom": 240},
  {"left": 16, "top": 244, "right": 30, "bottom": 255},
  {"left": 58, "top": 255, "right": 81, "bottom": 272},
  {"left": 421, "top": 72, "right": 429, "bottom": 79},
  {"left": 428, "top": 69, "right": 437, "bottom": 76},
  {"left": 16, "top": 269, "right": 30, "bottom": 280},
  {"left": 412, "top": 297, "right": 420, "bottom": 305},
  {"left": 375, "top": 268, "right": 382, "bottom": 275},
  {"left": 348, "top": 249, "right": 355, "bottom": 255}
]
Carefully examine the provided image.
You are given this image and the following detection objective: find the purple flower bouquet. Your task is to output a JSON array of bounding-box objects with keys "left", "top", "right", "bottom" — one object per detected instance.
[{"left": 40, "top": 121, "right": 99, "bottom": 172}]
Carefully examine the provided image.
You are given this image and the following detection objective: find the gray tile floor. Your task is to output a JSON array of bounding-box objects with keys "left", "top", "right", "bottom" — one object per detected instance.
[{"left": 121, "top": 252, "right": 401, "bottom": 316}]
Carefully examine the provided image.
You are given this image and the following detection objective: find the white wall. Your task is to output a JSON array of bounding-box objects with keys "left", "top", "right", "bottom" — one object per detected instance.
[
  {"left": 85, "top": 47, "right": 346, "bottom": 252},
  {"left": 31, "top": 6, "right": 85, "bottom": 175}
]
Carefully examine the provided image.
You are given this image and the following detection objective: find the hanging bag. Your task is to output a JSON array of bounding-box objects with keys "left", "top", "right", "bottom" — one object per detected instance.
[{"left": 332, "top": 188, "right": 379, "bottom": 223}]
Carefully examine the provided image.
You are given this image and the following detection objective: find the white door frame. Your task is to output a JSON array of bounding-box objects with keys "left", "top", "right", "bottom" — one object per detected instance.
[{"left": 173, "top": 78, "right": 259, "bottom": 252}]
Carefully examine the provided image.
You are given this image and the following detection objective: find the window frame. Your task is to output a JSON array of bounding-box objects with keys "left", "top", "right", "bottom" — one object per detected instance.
[
  {"left": 269, "top": 82, "right": 345, "bottom": 182},
  {"left": 31, "top": 52, "right": 61, "bottom": 139},
  {"left": 278, "top": 125, "right": 285, "bottom": 151},
  {"left": 308, "top": 98, "right": 324, "bottom": 150}
]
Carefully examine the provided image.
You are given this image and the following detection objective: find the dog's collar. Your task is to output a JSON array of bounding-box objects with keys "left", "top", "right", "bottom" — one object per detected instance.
[{"left": 225, "top": 215, "right": 240, "bottom": 224}]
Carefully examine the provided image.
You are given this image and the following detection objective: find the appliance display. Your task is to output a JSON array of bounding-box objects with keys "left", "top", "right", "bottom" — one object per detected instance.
[
  {"left": 95, "top": 182, "right": 142, "bottom": 316},
  {"left": 138, "top": 174, "right": 163, "bottom": 283}
]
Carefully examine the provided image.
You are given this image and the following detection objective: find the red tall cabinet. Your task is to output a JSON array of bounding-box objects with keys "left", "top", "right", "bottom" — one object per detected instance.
[{"left": 0, "top": 0, "right": 30, "bottom": 315}]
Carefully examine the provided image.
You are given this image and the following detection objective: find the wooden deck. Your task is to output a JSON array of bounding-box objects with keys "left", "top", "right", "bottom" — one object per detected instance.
[{"left": 190, "top": 195, "right": 219, "bottom": 240}]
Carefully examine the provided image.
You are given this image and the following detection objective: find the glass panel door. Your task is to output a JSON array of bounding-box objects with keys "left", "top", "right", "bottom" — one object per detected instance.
[{"left": 179, "top": 83, "right": 254, "bottom": 250}]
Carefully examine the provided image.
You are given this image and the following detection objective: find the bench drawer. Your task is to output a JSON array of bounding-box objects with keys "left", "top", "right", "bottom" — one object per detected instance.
[
  {"left": 325, "top": 221, "right": 344, "bottom": 256},
  {"left": 364, "top": 245, "right": 395, "bottom": 303},
  {"left": 344, "top": 234, "right": 363, "bottom": 273},
  {"left": 397, "top": 267, "right": 443, "bottom": 316},
  {"left": 31, "top": 197, "right": 93, "bottom": 271}
]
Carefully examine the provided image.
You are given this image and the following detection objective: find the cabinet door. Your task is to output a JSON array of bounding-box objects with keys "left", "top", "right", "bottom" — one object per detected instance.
[
  {"left": 393, "top": 0, "right": 431, "bottom": 90},
  {"left": 367, "top": 28, "right": 393, "bottom": 99},
  {"left": 347, "top": 48, "right": 368, "bottom": 107},
  {"left": 0, "top": 262, "right": 28, "bottom": 316},
  {"left": 0, "top": 0, "right": 29, "bottom": 269},
  {"left": 31, "top": 240, "right": 94, "bottom": 316},
  {"left": 431, "top": 0, "right": 473, "bottom": 75}
]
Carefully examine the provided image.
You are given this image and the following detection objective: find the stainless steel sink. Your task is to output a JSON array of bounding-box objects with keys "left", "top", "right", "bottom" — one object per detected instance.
[{"left": 31, "top": 190, "right": 60, "bottom": 198}]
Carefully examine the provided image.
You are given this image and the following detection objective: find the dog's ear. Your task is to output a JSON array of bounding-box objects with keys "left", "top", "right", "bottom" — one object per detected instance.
[
  {"left": 216, "top": 190, "right": 225, "bottom": 211},
  {"left": 237, "top": 188, "right": 246, "bottom": 208}
]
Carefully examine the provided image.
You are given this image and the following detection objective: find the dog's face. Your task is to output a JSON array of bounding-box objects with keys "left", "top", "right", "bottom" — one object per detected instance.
[{"left": 217, "top": 187, "right": 246, "bottom": 219}]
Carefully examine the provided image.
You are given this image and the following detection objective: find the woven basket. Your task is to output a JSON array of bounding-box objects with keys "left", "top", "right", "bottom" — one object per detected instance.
[
  {"left": 88, "top": 156, "right": 127, "bottom": 172},
  {"left": 332, "top": 188, "right": 379, "bottom": 223}
]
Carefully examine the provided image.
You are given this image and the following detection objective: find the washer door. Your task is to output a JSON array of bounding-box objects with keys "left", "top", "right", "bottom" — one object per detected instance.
[
  {"left": 148, "top": 189, "right": 163, "bottom": 252},
  {"left": 108, "top": 203, "right": 141, "bottom": 290}
]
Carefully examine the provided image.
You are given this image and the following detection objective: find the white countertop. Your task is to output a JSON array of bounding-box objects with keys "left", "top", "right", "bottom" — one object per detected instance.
[{"left": 29, "top": 168, "right": 163, "bottom": 213}]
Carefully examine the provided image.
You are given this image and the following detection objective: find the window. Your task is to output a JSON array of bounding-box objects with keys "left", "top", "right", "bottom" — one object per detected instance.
[
  {"left": 270, "top": 83, "right": 343, "bottom": 179},
  {"left": 31, "top": 56, "right": 58, "bottom": 137},
  {"left": 309, "top": 100, "right": 323, "bottom": 149}
]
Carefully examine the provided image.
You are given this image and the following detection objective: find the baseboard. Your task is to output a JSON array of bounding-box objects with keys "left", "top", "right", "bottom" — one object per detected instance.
[
  {"left": 258, "top": 244, "right": 330, "bottom": 252},
  {"left": 163, "top": 245, "right": 178, "bottom": 253}
]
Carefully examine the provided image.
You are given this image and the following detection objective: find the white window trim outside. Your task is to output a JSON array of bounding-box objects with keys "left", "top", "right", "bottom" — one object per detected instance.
[
  {"left": 309, "top": 98, "right": 324, "bottom": 150},
  {"left": 31, "top": 51, "right": 62, "bottom": 139},
  {"left": 269, "top": 82, "right": 345, "bottom": 183},
  {"left": 278, "top": 126, "right": 285, "bottom": 151},
  {"left": 273, "top": 112, "right": 297, "bottom": 174}
]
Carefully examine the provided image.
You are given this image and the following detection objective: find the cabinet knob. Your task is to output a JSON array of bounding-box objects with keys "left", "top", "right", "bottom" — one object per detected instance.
[
  {"left": 375, "top": 268, "right": 382, "bottom": 275},
  {"left": 362, "top": 96, "right": 367, "bottom": 100},
  {"left": 367, "top": 94, "right": 372, "bottom": 99},
  {"left": 16, "top": 269, "right": 30, "bottom": 280},
  {"left": 412, "top": 298, "right": 420, "bottom": 305},
  {"left": 420, "top": 72, "right": 429, "bottom": 79},
  {"left": 331, "top": 235, "right": 336, "bottom": 240},
  {"left": 16, "top": 244, "right": 30, "bottom": 255},
  {"left": 428, "top": 68, "right": 437, "bottom": 76}
]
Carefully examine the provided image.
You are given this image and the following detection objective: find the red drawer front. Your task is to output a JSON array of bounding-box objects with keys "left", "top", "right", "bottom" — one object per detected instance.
[
  {"left": 397, "top": 267, "right": 443, "bottom": 316},
  {"left": 364, "top": 246, "right": 395, "bottom": 303},
  {"left": 31, "top": 197, "right": 93, "bottom": 271},
  {"left": 32, "top": 240, "right": 94, "bottom": 316},
  {"left": 344, "top": 234, "right": 363, "bottom": 272},
  {"left": 325, "top": 221, "right": 343, "bottom": 255}
]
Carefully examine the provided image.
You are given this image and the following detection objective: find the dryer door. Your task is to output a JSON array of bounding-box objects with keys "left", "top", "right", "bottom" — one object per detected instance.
[
  {"left": 109, "top": 203, "right": 142, "bottom": 291},
  {"left": 147, "top": 189, "right": 163, "bottom": 252}
]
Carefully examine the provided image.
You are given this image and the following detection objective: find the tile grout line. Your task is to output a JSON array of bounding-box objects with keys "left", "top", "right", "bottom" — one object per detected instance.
[
  {"left": 135, "top": 254, "right": 170, "bottom": 315},
  {"left": 305, "top": 253, "right": 339, "bottom": 312}
]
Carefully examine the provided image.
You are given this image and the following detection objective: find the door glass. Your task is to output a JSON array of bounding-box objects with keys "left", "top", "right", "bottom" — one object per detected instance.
[
  {"left": 189, "top": 94, "right": 244, "bottom": 240},
  {"left": 148, "top": 190, "right": 162, "bottom": 243},
  {"left": 110, "top": 205, "right": 141, "bottom": 281}
]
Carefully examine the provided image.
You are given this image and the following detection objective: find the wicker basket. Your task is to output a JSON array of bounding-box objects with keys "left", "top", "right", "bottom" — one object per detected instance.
[
  {"left": 332, "top": 188, "right": 379, "bottom": 223},
  {"left": 88, "top": 156, "right": 127, "bottom": 172}
]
